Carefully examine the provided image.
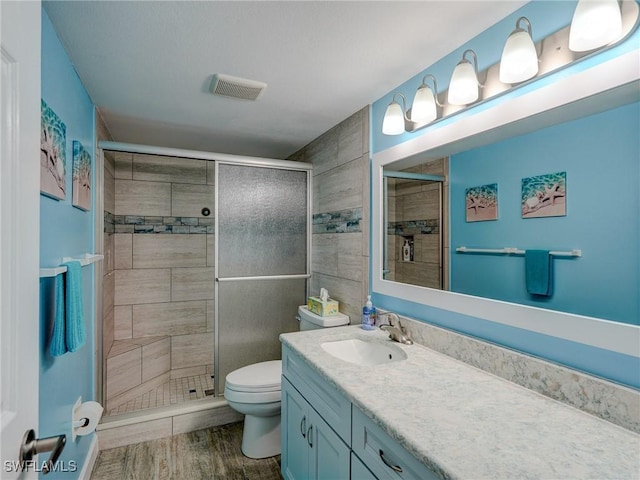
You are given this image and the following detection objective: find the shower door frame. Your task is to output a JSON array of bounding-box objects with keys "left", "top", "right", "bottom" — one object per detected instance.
[{"left": 214, "top": 158, "right": 312, "bottom": 396}]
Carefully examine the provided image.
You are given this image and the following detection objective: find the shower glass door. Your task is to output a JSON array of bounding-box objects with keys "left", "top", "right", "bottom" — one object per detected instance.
[{"left": 215, "top": 162, "right": 310, "bottom": 394}]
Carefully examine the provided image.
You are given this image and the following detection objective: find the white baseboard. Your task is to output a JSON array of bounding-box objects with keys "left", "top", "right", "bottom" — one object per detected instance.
[{"left": 79, "top": 434, "right": 99, "bottom": 480}]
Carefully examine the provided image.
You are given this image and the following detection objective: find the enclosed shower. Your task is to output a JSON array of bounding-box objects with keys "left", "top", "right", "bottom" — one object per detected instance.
[{"left": 101, "top": 146, "right": 310, "bottom": 418}]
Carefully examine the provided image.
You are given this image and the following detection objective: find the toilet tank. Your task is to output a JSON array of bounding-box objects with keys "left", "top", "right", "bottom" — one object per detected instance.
[{"left": 297, "top": 305, "right": 349, "bottom": 331}]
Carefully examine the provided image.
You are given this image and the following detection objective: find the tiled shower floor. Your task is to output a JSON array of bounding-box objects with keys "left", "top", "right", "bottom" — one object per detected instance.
[{"left": 106, "top": 374, "right": 215, "bottom": 417}]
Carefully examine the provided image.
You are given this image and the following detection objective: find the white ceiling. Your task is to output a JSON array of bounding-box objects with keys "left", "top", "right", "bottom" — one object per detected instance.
[{"left": 43, "top": 1, "right": 529, "bottom": 159}]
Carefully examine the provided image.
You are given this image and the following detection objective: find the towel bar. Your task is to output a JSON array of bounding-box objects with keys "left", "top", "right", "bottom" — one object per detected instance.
[
  {"left": 39, "top": 254, "right": 104, "bottom": 278},
  {"left": 456, "top": 247, "right": 581, "bottom": 257}
]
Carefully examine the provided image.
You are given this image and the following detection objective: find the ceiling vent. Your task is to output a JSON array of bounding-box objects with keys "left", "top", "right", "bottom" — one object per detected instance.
[{"left": 209, "top": 73, "right": 267, "bottom": 101}]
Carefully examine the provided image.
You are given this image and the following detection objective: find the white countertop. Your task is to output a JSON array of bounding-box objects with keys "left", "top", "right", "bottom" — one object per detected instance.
[{"left": 280, "top": 325, "right": 640, "bottom": 480}]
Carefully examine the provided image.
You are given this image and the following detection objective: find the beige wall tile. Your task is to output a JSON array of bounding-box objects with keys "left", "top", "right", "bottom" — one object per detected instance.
[
  {"left": 337, "top": 233, "right": 363, "bottom": 282},
  {"left": 171, "top": 267, "right": 214, "bottom": 302},
  {"left": 337, "top": 109, "right": 364, "bottom": 166},
  {"left": 171, "top": 332, "right": 213, "bottom": 369},
  {"left": 104, "top": 233, "right": 114, "bottom": 274},
  {"left": 309, "top": 129, "right": 338, "bottom": 176},
  {"left": 115, "top": 269, "right": 171, "bottom": 305},
  {"left": 103, "top": 306, "right": 114, "bottom": 357},
  {"left": 142, "top": 337, "right": 171, "bottom": 382},
  {"left": 103, "top": 150, "right": 115, "bottom": 178},
  {"left": 312, "top": 234, "right": 338, "bottom": 277},
  {"left": 133, "top": 154, "right": 206, "bottom": 184},
  {"left": 103, "top": 271, "right": 114, "bottom": 317},
  {"left": 311, "top": 272, "right": 362, "bottom": 324},
  {"left": 206, "top": 234, "right": 215, "bottom": 266},
  {"left": 133, "top": 234, "right": 206, "bottom": 269},
  {"left": 171, "top": 183, "right": 215, "bottom": 218},
  {"left": 106, "top": 347, "right": 141, "bottom": 399},
  {"left": 206, "top": 160, "right": 215, "bottom": 185},
  {"left": 133, "top": 301, "right": 207, "bottom": 337},
  {"left": 172, "top": 405, "right": 242, "bottom": 435},
  {"left": 97, "top": 418, "right": 172, "bottom": 450},
  {"left": 114, "top": 152, "right": 133, "bottom": 180},
  {"left": 314, "top": 158, "right": 362, "bottom": 213},
  {"left": 114, "top": 234, "right": 133, "bottom": 269},
  {"left": 115, "top": 180, "right": 171, "bottom": 216},
  {"left": 114, "top": 305, "right": 133, "bottom": 340},
  {"left": 170, "top": 366, "right": 207, "bottom": 379},
  {"left": 206, "top": 300, "right": 214, "bottom": 333},
  {"left": 104, "top": 168, "right": 115, "bottom": 215}
]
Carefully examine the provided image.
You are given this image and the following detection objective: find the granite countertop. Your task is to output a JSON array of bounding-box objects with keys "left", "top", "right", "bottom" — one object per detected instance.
[{"left": 280, "top": 325, "right": 640, "bottom": 480}]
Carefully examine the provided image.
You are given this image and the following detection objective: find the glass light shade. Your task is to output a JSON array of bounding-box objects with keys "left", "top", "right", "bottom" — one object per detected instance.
[
  {"left": 500, "top": 29, "right": 539, "bottom": 83},
  {"left": 448, "top": 60, "right": 479, "bottom": 105},
  {"left": 410, "top": 86, "right": 437, "bottom": 124},
  {"left": 382, "top": 101, "right": 405, "bottom": 135},
  {"left": 569, "top": 0, "right": 622, "bottom": 52}
]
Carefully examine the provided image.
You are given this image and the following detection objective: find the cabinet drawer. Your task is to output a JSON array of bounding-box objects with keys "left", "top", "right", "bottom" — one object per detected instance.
[
  {"left": 282, "top": 345, "right": 352, "bottom": 444},
  {"left": 352, "top": 408, "right": 438, "bottom": 480}
]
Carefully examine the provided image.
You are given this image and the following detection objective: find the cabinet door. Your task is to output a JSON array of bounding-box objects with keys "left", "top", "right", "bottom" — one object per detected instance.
[
  {"left": 309, "top": 409, "right": 351, "bottom": 480},
  {"left": 282, "top": 378, "right": 310, "bottom": 480},
  {"left": 351, "top": 452, "right": 379, "bottom": 480}
]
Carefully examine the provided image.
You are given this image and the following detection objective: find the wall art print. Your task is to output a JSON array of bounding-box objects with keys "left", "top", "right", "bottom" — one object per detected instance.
[
  {"left": 521, "top": 171, "right": 566, "bottom": 218},
  {"left": 40, "top": 99, "right": 66, "bottom": 200},
  {"left": 72, "top": 140, "right": 92, "bottom": 211},
  {"left": 465, "top": 183, "right": 498, "bottom": 222}
]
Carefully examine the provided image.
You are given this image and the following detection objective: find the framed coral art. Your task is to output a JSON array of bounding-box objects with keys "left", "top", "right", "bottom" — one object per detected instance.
[
  {"left": 465, "top": 183, "right": 498, "bottom": 222},
  {"left": 40, "top": 99, "right": 66, "bottom": 200},
  {"left": 72, "top": 140, "right": 92, "bottom": 211},
  {"left": 521, "top": 172, "right": 566, "bottom": 218}
]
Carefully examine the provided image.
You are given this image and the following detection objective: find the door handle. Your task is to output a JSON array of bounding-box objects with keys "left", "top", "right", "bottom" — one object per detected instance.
[
  {"left": 300, "top": 415, "right": 306, "bottom": 438},
  {"left": 20, "top": 429, "right": 66, "bottom": 475},
  {"left": 307, "top": 425, "right": 313, "bottom": 448},
  {"left": 379, "top": 449, "right": 403, "bottom": 473}
]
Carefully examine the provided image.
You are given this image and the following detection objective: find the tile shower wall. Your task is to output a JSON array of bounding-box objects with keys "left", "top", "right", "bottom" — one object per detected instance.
[
  {"left": 288, "top": 107, "right": 370, "bottom": 322},
  {"left": 107, "top": 151, "right": 215, "bottom": 411}
]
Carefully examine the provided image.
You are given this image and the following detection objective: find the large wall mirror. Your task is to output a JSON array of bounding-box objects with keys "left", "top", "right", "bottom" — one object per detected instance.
[{"left": 372, "top": 49, "right": 639, "bottom": 357}]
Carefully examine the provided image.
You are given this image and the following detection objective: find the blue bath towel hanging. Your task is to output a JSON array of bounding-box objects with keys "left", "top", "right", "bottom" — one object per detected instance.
[
  {"left": 525, "top": 250, "right": 552, "bottom": 296},
  {"left": 50, "top": 273, "right": 67, "bottom": 357},
  {"left": 63, "top": 260, "right": 85, "bottom": 352}
]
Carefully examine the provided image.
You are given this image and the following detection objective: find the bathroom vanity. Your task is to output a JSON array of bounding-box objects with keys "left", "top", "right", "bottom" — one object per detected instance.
[{"left": 280, "top": 325, "right": 640, "bottom": 480}]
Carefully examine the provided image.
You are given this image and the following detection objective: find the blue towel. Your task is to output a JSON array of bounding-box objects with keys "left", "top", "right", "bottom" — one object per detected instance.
[
  {"left": 525, "top": 250, "right": 552, "bottom": 296},
  {"left": 63, "top": 261, "right": 85, "bottom": 352},
  {"left": 50, "top": 261, "right": 85, "bottom": 356},
  {"left": 50, "top": 273, "right": 67, "bottom": 357}
]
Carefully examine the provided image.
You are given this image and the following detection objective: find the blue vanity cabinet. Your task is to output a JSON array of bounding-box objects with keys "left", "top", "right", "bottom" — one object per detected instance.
[{"left": 282, "top": 377, "right": 350, "bottom": 480}]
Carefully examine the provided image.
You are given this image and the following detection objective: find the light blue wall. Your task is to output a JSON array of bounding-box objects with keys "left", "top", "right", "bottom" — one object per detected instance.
[
  {"left": 450, "top": 102, "right": 639, "bottom": 325},
  {"left": 369, "top": 0, "right": 640, "bottom": 388},
  {"left": 40, "top": 9, "right": 96, "bottom": 478}
]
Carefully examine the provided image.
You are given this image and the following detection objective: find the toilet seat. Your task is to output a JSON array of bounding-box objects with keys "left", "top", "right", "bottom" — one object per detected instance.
[{"left": 224, "top": 360, "right": 282, "bottom": 404}]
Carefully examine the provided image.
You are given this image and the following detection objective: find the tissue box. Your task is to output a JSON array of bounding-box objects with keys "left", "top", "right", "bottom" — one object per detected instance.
[{"left": 307, "top": 296, "right": 339, "bottom": 317}]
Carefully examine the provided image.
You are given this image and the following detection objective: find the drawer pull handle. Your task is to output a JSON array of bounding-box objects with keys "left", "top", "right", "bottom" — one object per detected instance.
[
  {"left": 379, "top": 449, "right": 403, "bottom": 473},
  {"left": 307, "top": 425, "right": 313, "bottom": 448},
  {"left": 300, "top": 416, "right": 306, "bottom": 438}
]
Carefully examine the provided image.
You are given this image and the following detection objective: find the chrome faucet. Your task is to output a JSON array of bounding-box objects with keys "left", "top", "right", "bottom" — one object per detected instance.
[{"left": 379, "top": 312, "right": 413, "bottom": 345}]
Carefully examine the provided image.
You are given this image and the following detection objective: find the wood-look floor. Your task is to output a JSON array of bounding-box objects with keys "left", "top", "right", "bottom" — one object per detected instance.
[{"left": 91, "top": 422, "right": 282, "bottom": 480}]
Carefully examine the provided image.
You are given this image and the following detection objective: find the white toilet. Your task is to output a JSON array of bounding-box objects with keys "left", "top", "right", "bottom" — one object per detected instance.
[{"left": 224, "top": 305, "right": 349, "bottom": 459}]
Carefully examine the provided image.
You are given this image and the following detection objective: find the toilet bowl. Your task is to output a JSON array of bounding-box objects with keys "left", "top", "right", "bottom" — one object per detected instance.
[{"left": 224, "top": 305, "right": 349, "bottom": 458}]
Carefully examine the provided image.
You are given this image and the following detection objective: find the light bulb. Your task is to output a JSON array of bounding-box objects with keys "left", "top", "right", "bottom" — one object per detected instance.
[
  {"left": 411, "top": 85, "right": 437, "bottom": 124},
  {"left": 382, "top": 98, "right": 405, "bottom": 135},
  {"left": 569, "top": 0, "right": 622, "bottom": 52},
  {"left": 500, "top": 17, "right": 538, "bottom": 84}
]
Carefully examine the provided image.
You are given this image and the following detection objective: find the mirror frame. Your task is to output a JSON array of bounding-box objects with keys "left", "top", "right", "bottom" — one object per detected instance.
[{"left": 372, "top": 48, "right": 639, "bottom": 358}]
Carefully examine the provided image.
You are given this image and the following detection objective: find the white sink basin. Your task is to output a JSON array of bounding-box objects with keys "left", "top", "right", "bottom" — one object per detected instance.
[{"left": 320, "top": 338, "right": 407, "bottom": 366}]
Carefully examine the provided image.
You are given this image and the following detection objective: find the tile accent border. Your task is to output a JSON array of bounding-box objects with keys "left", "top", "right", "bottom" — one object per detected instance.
[
  {"left": 104, "top": 211, "right": 115, "bottom": 234},
  {"left": 313, "top": 208, "right": 362, "bottom": 234},
  {"left": 111, "top": 215, "right": 215, "bottom": 234},
  {"left": 388, "top": 219, "right": 439, "bottom": 235},
  {"left": 385, "top": 311, "right": 640, "bottom": 433}
]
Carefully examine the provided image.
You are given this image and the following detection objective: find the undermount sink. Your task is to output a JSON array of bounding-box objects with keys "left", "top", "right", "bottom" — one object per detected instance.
[{"left": 320, "top": 338, "right": 408, "bottom": 366}]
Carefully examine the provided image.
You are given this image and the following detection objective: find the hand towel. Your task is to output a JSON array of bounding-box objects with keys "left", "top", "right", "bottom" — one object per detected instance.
[
  {"left": 63, "top": 260, "right": 86, "bottom": 352},
  {"left": 525, "top": 249, "right": 552, "bottom": 296},
  {"left": 50, "top": 273, "right": 67, "bottom": 357}
]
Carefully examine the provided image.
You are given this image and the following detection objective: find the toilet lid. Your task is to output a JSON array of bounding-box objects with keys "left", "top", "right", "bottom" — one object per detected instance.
[{"left": 225, "top": 360, "right": 282, "bottom": 393}]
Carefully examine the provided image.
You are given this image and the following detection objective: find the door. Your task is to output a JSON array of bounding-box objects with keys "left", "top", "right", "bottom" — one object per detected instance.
[
  {"left": 215, "top": 162, "right": 310, "bottom": 394},
  {"left": 281, "top": 378, "right": 309, "bottom": 480},
  {"left": 1, "top": 1, "right": 41, "bottom": 478},
  {"left": 309, "top": 409, "right": 350, "bottom": 480}
]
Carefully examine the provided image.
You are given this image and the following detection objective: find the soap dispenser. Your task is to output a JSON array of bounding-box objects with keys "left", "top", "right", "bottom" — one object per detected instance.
[
  {"left": 403, "top": 239, "right": 411, "bottom": 262},
  {"left": 362, "top": 295, "right": 375, "bottom": 330}
]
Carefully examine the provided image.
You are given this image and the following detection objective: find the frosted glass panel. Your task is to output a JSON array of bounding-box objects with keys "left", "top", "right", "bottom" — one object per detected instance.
[
  {"left": 217, "top": 279, "right": 305, "bottom": 393},
  {"left": 218, "top": 164, "right": 307, "bottom": 277}
]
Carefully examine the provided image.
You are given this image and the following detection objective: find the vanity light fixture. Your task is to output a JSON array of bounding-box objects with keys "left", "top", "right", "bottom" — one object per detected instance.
[
  {"left": 448, "top": 49, "right": 483, "bottom": 105},
  {"left": 569, "top": 0, "right": 623, "bottom": 52},
  {"left": 500, "top": 17, "right": 539, "bottom": 84},
  {"left": 382, "top": 93, "right": 408, "bottom": 136},
  {"left": 410, "top": 74, "right": 443, "bottom": 124}
]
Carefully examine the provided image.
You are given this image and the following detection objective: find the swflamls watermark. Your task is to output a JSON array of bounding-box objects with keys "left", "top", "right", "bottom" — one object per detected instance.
[{"left": 4, "top": 460, "right": 78, "bottom": 473}]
